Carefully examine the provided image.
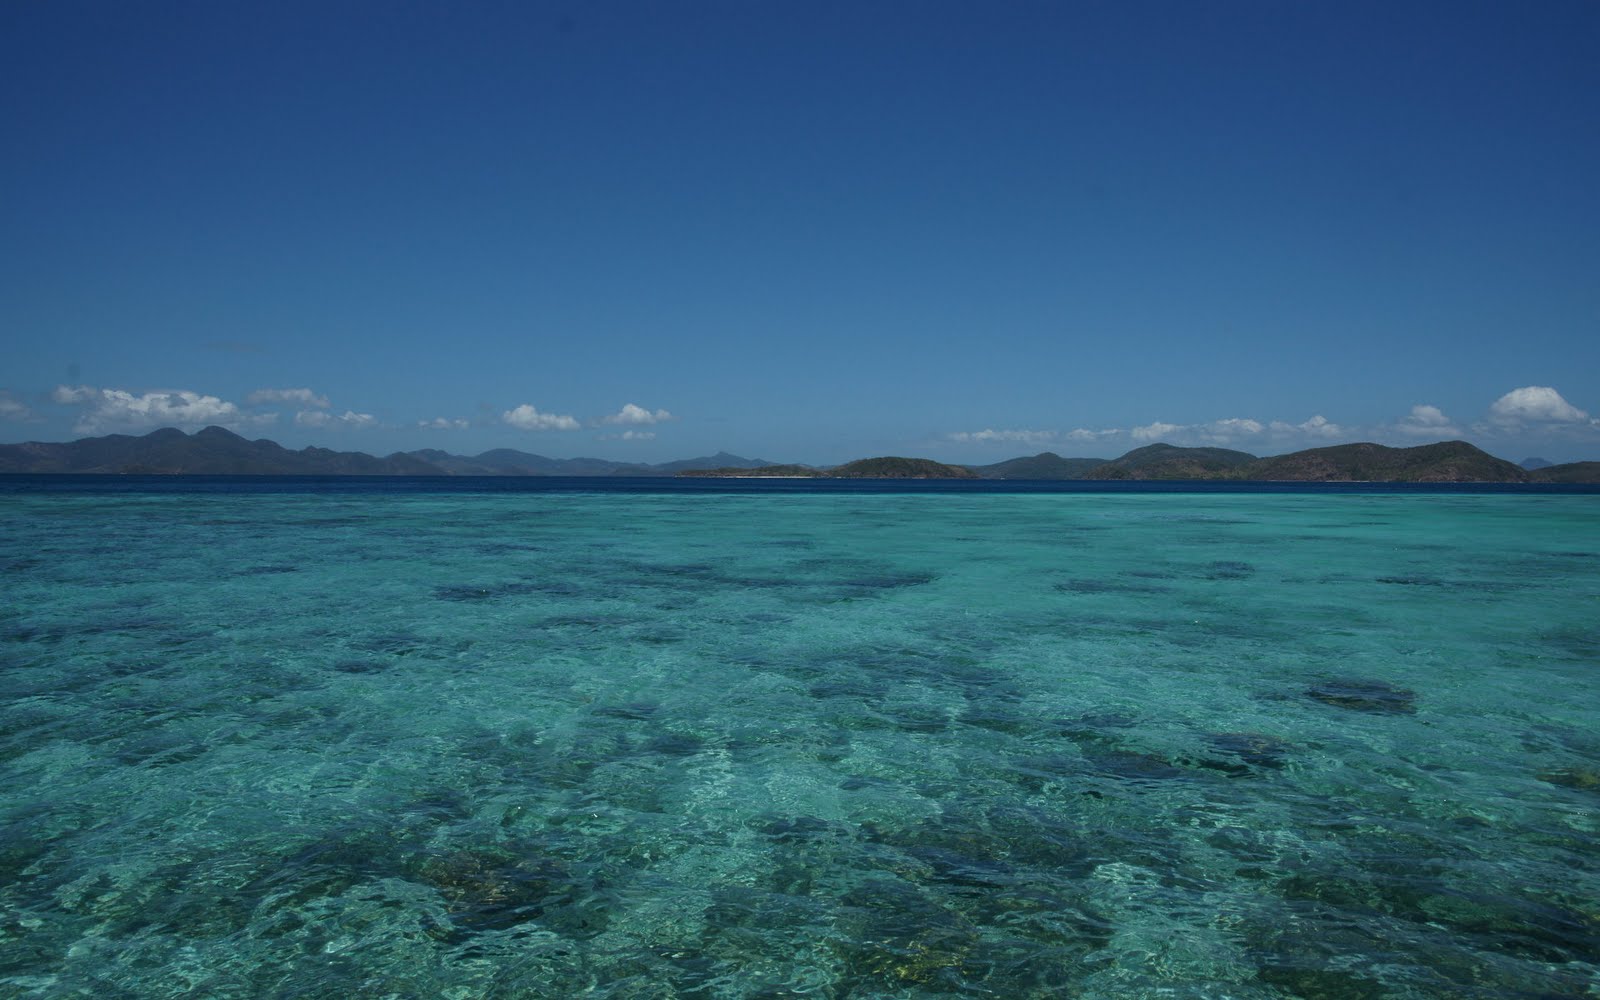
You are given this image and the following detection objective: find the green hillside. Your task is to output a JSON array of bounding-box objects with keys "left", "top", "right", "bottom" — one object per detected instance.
[
  {"left": 828, "top": 457, "right": 978, "bottom": 479},
  {"left": 679, "top": 464, "right": 822, "bottom": 478},
  {"left": 1528, "top": 461, "right": 1600, "bottom": 484},
  {"left": 1088, "top": 443, "right": 1258, "bottom": 480},
  {"left": 1239, "top": 441, "right": 1527, "bottom": 482},
  {"left": 970, "top": 452, "right": 1109, "bottom": 479}
]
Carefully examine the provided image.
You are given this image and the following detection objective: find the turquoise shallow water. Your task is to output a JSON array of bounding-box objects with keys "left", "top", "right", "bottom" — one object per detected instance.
[{"left": 1, "top": 481, "right": 1598, "bottom": 998}]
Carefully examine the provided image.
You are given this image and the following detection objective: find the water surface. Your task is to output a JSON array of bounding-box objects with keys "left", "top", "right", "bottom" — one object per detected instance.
[{"left": 2, "top": 480, "right": 1597, "bottom": 997}]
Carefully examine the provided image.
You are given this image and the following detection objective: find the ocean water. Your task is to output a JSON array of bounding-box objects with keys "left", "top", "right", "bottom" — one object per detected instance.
[{"left": 1, "top": 478, "right": 1597, "bottom": 999}]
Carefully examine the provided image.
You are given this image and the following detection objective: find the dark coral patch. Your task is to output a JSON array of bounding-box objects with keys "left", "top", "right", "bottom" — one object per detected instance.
[
  {"left": 1204, "top": 561, "right": 1254, "bottom": 580},
  {"left": 1204, "top": 732, "right": 1291, "bottom": 770},
  {"left": 331, "top": 659, "right": 390, "bottom": 674},
  {"left": 1538, "top": 766, "right": 1600, "bottom": 792},
  {"left": 1307, "top": 679, "right": 1416, "bottom": 714}
]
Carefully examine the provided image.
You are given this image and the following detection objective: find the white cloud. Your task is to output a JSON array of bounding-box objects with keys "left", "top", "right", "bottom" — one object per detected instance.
[
  {"left": 1409, "top": 404, "right": 1453, "bottom": 426},
  {"left": 247, "top": 387, "right": 330, "bottom": 408},
  {"left": 0, "top": 392, "right": 32, "bottom": 421},
  {"left": 1193, "top": 418, "right": 1265, "bottom": 443},
  {"left": 296, "top": 409, "right": 376, "bottom": 429},
  {"left": 1270, "top": 415, "right": 1344, "bottom": 438},
  {"left": 52, "top": 385, "right": 97, "bottom": 404},
  {"left": 503, "top": 404, "right": 580, "bottom": 431},
  {"left": 599, "top": 403, "right": 673, "bottom": 426},
  {"left": 947, "top": 428, "right": 1057, "bottom": 444},
  {"left": 957, "top": 408, "right": 1505, "bottom": 451},
  {"left": 599, "top": 430, "right": 656, "bottom": 441},
  {"left": 1488, "top": 386, "right": 1589, "bottom": 427},
  {"left": 419, "top": 417, "right": 470, "bottom": 430},
  {"left": 1084, "top": 415, "right": 1349, "bottom": 448},
  {"left": 1125, "top": 418, "right": 1269, "bottom": 446},
  {"left": 54, "top": 385, "right": 242, "bottom": 433},
  {"left": 1395, "top": 404, "right": 1460, "bottom": 437},
  {"left": 1212, "top": 418, "right": 1263, "bottom": 435},
  {"left": 1131, "top": 421, "right": 1182, "bottom": 442}
]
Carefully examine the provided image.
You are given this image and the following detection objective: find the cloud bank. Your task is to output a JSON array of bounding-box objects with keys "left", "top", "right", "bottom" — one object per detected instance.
[
  {"left": 951, "top": 414, "right": 1349, "bottom": 451},
  {"left": 949, "top": 387, "right": 1598, "bottom": 458},
  {"left": 53, "top": 385, "right": 245, "bottom": 433}
]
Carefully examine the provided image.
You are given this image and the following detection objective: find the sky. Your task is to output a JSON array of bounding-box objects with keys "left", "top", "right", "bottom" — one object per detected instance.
[{"left": 3, "top": 1, "right": 1599, "bottom": 465}]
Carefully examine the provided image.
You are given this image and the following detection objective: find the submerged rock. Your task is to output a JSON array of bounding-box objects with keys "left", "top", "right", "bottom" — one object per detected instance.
[
  {"left": 411, "top": 847, "right": 604, "bottom": 937},
  {"left": 591, "top": 701, "right": 660, "bottom": 721},
  {"left": 835, "top": 879, "right": 981, "bottom": 987},
  {"left": 330, "top": 659, "right": 389, "bottom": 674},
  {"left": 1083, "top": 747, "right": 1187, "bottom": 781},
  {"left": 1204, "top": 560, "right": 1255, "bottom": 580},
  {"left": 1538, "top": 765, "right": 1600, "bottom": 792},
  {"left": 1256, "top": 964, "right": 1388, "bottom": 1000},
  {"left": 1306, "top": 679, "right": 1416, "bottom": 714},
  {"left": 1202, "top": 732, "right": 1291, "bottom": 772}
]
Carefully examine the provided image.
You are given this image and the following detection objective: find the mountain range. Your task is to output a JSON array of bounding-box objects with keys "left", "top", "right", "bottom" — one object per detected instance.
[
  {"left": 0, "top": 427, "right": 775, "bottom": 477},
  {"left": 1, "top": 426, "right": 1597, "bottom": 482}
]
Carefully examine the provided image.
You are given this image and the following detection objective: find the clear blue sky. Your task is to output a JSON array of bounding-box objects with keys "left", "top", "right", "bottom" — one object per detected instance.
[{"left": 4, "top": 1, "right": 1598, "bottom": 464}]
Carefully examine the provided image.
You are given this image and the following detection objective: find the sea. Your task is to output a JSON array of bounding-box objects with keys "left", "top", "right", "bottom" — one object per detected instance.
[{"left": 1, "top": 476, "right": 1597, "bottom": 999}]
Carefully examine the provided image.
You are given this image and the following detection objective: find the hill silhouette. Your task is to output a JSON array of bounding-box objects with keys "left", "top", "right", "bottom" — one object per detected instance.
[{"left": 3, "top": 428, "right": 1597, "bottom": 482}]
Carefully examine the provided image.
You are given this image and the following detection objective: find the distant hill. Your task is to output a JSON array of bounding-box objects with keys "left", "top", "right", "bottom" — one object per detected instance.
[
  {"left": 0, "top": 428, "right": 776, "bottom": 477},
  {"left": 1528, "top": 461, "right": 1600, "bottom": 484},
  {"left": 0, "top": 426, "right": 440, "bottom": 475},
  {"left": 680, "top": 464, "right": 822, "bottom": 478},
  {"left": 399, "top": 447, "right": 774, "bottom": 476},
  {"left": 971, "top": 441, "right": 1588, "bottom": 483},
  {"left": 4, "top": 428, "right": 1596, "bottom": 482},
  {"left": 652, "top": 452, "right": 776, "bottom": 474},
  {"left": 1520, "top": 457, "right": 1553, "bottom": 471},
  {"left": 1088, "top": 443, "right": 1258, "bottom": 480},
  {"left": 1239, "top": 441, "right": 1526, "bottom": 482},
  {"left": 405, "top": 447, "right": 655, "bottom": 476},
  {"left": 970, "top": 452, "right": 1109, "bottom": 479},
  {"left": 828, "top": 456, "right": 978, "bottom": 479}
]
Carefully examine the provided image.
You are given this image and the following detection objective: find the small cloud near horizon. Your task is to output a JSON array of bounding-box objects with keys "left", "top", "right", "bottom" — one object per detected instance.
[
  {"left": 946, "top": 428, "right": 1055, "bottom": 444},
  {"left": 249, "top": 387, "right": 330, "bottom": 409},
  {"left": 0, "top": 391, "right": 35, "bottom": 422},
  {"left": 598, "top": 403, "right": 673, "bottom": 426},
  {"left": 419, "top": 417, "right": 470, "bottom": 430},
  {"left": 952, "top": 414, "right": 1347, "bottom": 451},
  {"left": 503, "top": 404, "right": 580, "bottom": 431},
  {"left": 1394, "top": 404, "right": 1461, "bottom": 438},
  {"left": 1270, "top": 415, "right": 1344, "bottom": 438},
  {"left": 296, "top": 409, "right": 377, "bottom": 429}
]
